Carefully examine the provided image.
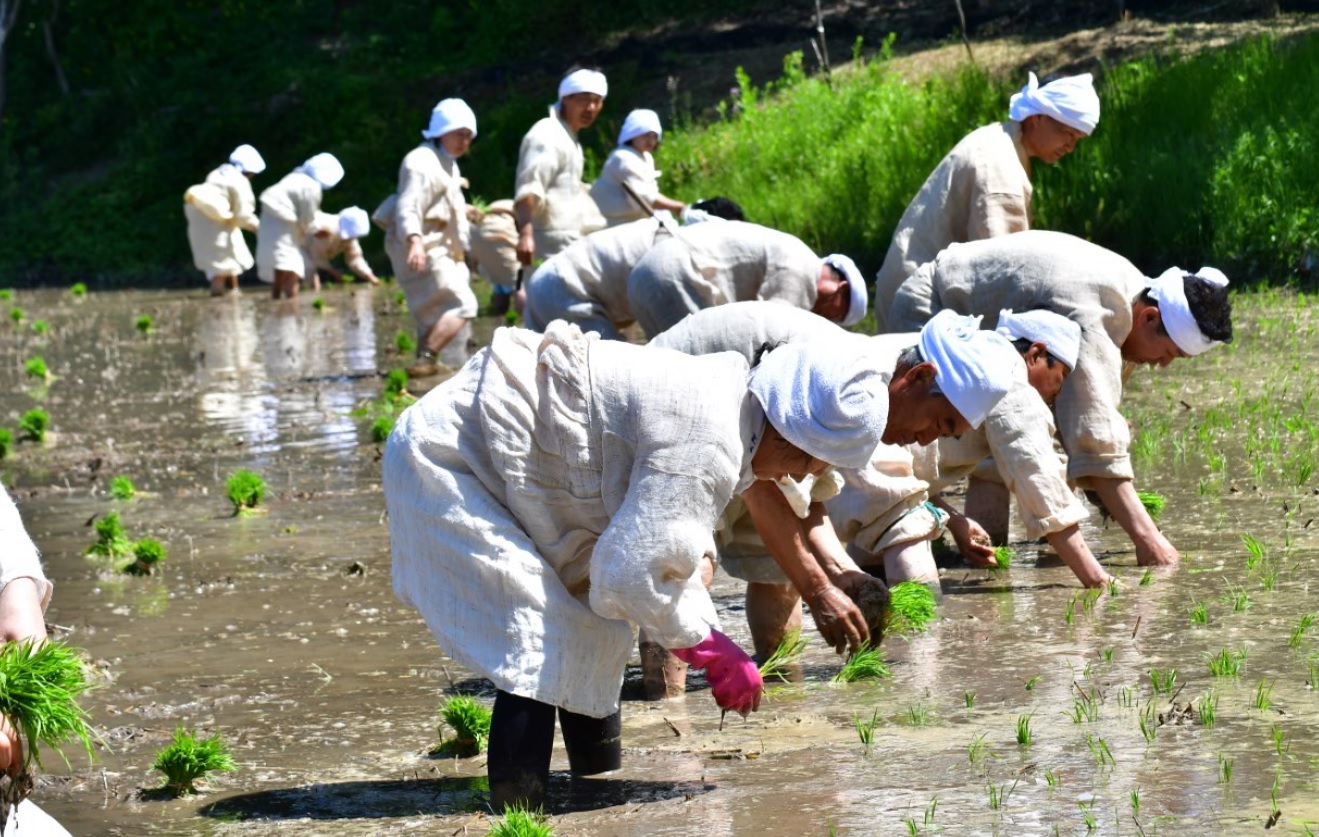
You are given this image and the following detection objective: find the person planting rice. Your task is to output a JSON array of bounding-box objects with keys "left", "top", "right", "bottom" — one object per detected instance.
[
  {"left": 522, "top": 198, "right": 744, "bottom": 339},
  {"left": 650, "top": 302, "right": 1105, "bottom": 673},
  {"left": 873, "top": 71, "right": 1100, "bottom": 329},
  {"left": 511, "top": 68, "right": 610, "bottom": 313},
  {"left": 466, "top": 199, "right": 521, "bottom": 317},
  {"left": 256, "top": 152, "right": 345, "bottom": 300},
  {"left": 590, "top": 108, "right": 687, "bottom": 227},
  {"left": 183, "top": 144, "right": 265, "bottom": 297},
  {"left": 889, "top": 229, "right": 1234, "bottom": 567},
  {"left": 304, "top": 207, "right": 380, "bottom": 291},
  {"left": 383, "top": 312, "right": 1012, "bottom": 810},
  {"left": 625, "top": 220, "right": 867, "bottom": 338}
]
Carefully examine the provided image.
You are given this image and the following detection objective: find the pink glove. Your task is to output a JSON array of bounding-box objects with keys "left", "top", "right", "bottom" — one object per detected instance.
[{"left": 671, "top": 630, "right": 763, "bottom": 716}]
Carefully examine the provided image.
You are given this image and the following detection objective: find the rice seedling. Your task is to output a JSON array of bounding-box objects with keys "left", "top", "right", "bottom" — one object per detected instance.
[
  {"left": 1241, "top": 532, "right": 1267, "bottom": 570},
  {"left": 1081, "top": 802, "right": 1098, "bottom": 832},
  {"left": 903, "top": 703, "right": 931, "bottom": 727},
  {"left": 226, "top": 469, "right": 266, "bottom": 515},
  {"left": 134, "top": 314, "right": 154, "bottom": 334},
  {"left": 1100, "top": 647, "right": 1114, "bottom": 663},
  {"left": 1308, "top": 656, "right": 1319, "bottom": 689},
  {"left": 394, "top": 290, "right": 407, "bottom": 308},
  {"left": 853, "top": 710, "right": 879, "bottom": 755},
  {"left": 987, "top": 779, "right": 1017, "bottom": 811},
  {"left": 383, "top": 368, "right": 409, "bottom": 400},
  {"left": 1065, "top": 694, "right": 1100, "bottom": 724},
  {"left": 1149, "top": 668, "right": 1178, "bottom": 696},
  {"left": 1138, "top": 701, "right": 1158, "bottom": 744},
  {"left": 1270, "top": 772, "right": 1282, "bottom": 823},
  {"left": 23, "top": 357, "right": 48, "bottom": 380},
  {"left": 964, "top": 691, "right": 976, "bottom": 709},
  {"left": 9, "top": 307, "right": 24, "bottom": 324},
  {"left": 990, "top": 545, "right": 1014, "bottom": 574},
  {"left": 1253, "top": 678, "right": 1274, "bottom": 711},
  {"left": 1198, "top": 690, "right": 1218, "bottom": 728},
  {"left": 832, "top": 642, "right": 891, "bottom": 683},
  {"left": 0, "top": 288, "right": 11, "bottom": 300},
  {"left": 1188, "top": 599, "right": 1208, "bottom": 625},
  {"left": 1084, "top": 732, "right": 1115, "bottom": 767},
  {"left": 487, "top": 806, "right": 554, "bottom": 837},
  {"left": 1137, "top": 491, "right": 1165, "bottom": 522},
  {"left": 1218, "top": 754, "right": 1233, "bottom": 784},
  {"left": 885, "top": 582, "right": 937, "bottom": 635},
  {"left": 432, "top": 696, "right": 492, "bottom": 757},
  {"left": 1044, "top": 769, "right": 1059, "bottom": 790},
  {"left": 1289, "top": 613, "right": 1315, "bottom": 648},
  {"left": 108, "top": 475, "right": 136, "bottom": 500},
  {"left": 1222, "top": 581, "right": 1252, "bottom": 613},
  {"left": 1207, "top": 648, "right": 1246, "bottom": 677},
  {"left": 69, "top": 282, "right": 87, "bottom": 297},
  {"left": 966, "top": 733, "right": 988, "bottom": 765},
  {"left": 1106, "top": 578, "right": 1120, "bottom": 597},
  {"left": 1025, "top": 675, "right": 1040, "bottom": 692},
  {"left": 151, "top": 726, "right": 236, "bottom": 796},
  {"left": 122, "top": 538, "right": 167, "bottom": 576},
  {"left": 30, "top": 320, "right": 47, "bottom": 335},
  {"left": 1015, "top": 714, "right": 1033, "bottom": 746},
  {"left": 1080, "top": 588, "right": 1101, "bottom": 614},
  {"left": 395, "top": 331, "right": 417, "bottom": 354},
  {"left": 923, "top": 797, "right": 938, "bottom": 830},
  {"left": 902, "top": 816, "right": 918, "bottom": 835},
  {"left": 1271, "top": 722, "right": 1288, "bottom": 756},
  {"left": 1117, "top": 686, "right": 1135, "bottom": 708},
  {"left": 1063, "top": 597, "right": 1076, "bottom": 626},
  {"left": 1139, "top": 569, "right": 1154, "bottom": 587},
  {"left": 0, "top": 429, "right": 12, "bottom": 459},
  {"left": 18, "top": 409, "right": 48, "bottom": 442},
  {"left": 370, "top": 416, "right": 395, "bottom": 444},
  {"left": 85, "top": 512, "right": 133, "bottom": 559},
  {"left": 312, "top": 297, "right": 326, "bottom": 312},
  {"left": 759, "top": 628, "right": 807, "bottom": 681},
  {"left": 1130, "top": 787, "right": 1141, "bottom": 818}
]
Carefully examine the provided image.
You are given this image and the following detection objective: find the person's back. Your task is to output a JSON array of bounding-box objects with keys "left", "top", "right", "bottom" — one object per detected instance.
[{"left": 590, "top": 146, "right": 655, "bottom": 227}]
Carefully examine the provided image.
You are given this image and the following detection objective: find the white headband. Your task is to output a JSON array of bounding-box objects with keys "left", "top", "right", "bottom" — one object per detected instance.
[
  {"left": 1146, "top": 266, "right": 1230, "bottom": 356},
  {"left": 228, "top": 144, "right": 266, "bottom": 175},
  {"left": 918, "top": 310, "right": 1021, "bottom": 429},
  {"left": 421, "top": 98, "right": 478, "bottom": 140},
  {"left": 823, "top": 254, "right": 868, "bottom": 327},
  {"left": 558, "top": 69, "right": 608, "bottom": 101},
  {"left": 1008, "top": 72, "right": 1101, "bottom": 135},
  {"left": 995, "top": 308, "right": 1082, "bottom": 370},
  {"left": 618, "top": 108, "right": 662, "bottom": 146}
]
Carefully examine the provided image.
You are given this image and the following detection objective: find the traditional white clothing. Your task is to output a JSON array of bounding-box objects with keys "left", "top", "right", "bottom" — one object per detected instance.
[
  {"left": 889, "top": 230, "right": 1149, "bottom": 485},
  {"left": 626, "top": 221, "right": 823, "bottom": 338},
  {"left": 0, "top": 483, "right": 52, "bottom": 611},
  {"left": 514, "top": 108, "right": 606, "bottom": 259},
  {"left": 305, "top": 211, "right": 375, "bottom": 282},
  {"left": 590, "top": 146, "right": 662, "bottom": 227},
  {"left": 523, "top": 218, "right": 663, "bottom": 338},
  {"left": 873, "top": 121, "right": 1033, "bottom": 329},
  {"left": 184, "top": 163, "right": 260, "bottom": 279},
  {"left": 255, "top": 170, "right": 323, "bottom": 283},
  {"left": 468, "top": 200, "right": 521, "bottom": 291}
]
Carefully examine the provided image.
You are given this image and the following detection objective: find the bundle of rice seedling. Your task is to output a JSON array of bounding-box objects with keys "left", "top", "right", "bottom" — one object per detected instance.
[
  {"left": 831, "top": 642, "right": 891, "bottom": 683},
  {"left": 885, "top": 582, "right": 938, "bottom": 636},
  {"left": 151, "top": 726, "right": 236, "bottom": 796},
  {"left": 431, "top": 696, "right": 492, "bottom": 757},
  {"left": 1138, "top": 491, "right": 1166, "bottom": 522}
]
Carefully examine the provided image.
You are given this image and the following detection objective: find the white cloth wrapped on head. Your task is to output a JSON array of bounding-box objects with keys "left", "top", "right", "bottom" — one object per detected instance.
[
  {"left": 337, "top": 206, "right": 370, "bottom": 240},
  {"left": 1146, "top": 266, "right": 1230, "bottom": 356},
  {"left": 558, "top": 69, "right": 608, "bottom": 100},
  {"left": 421, "top": 98, "right": 478, "bottom": 139},
  {"left": 995, "top": 308, "right": 1082, "bottom": 370},
  {"left": 823, "top": 253, "right": 868, "bottom": 327},
  {"left": 298, "top": 153, "right": 344, "bottom": 190},
  {"left": 747, "top": 341, "right": 887, "bottom": 470},
  {"left": 1008, "top": 72, "right": 1101, "bottom": 135},
  {"left": 918, "top": 310, "right": 1019, "bottom": 429},
  {"left": 618, "top": 108, "right": 662, "bottom": 145},
  {"left": 228, "top": 144, "right": 266, "bottom": 175}
]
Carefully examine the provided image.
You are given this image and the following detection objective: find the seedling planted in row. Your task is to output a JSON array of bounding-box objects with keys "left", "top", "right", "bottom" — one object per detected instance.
[
  {"left": 19, "top": 409, "right": 48, "bottom": 443},
  {"left": 1289, "top": 613, "right": 1315, "bottom": 648},
  {"left": 395, "top": 332, "right": 417, "bottom": 354},
  {"left": 1015, "top": 714, "right": 1033, "bottom": 746},
  {"left": 432, "top": 696, "right": 491, "bottom": 757},
  {"left": 151, "top": 727, "right": 236, "bottom": 796},
  {"left": 109, "top": 476, "right": 136, "bottom": 500},
  {"left": 1208, "top": 648, "right": 1246, "bottom": 677},
  {"left": 885, "top": 582, "right": 937, "bottom": 635},
  {"left": 832, "top": 643, "right": 891, "bottom": 683},
  {"left": 24, "top": 357, "right": 48, "bottom": 381},
  {"left": 85, "top": 512, "right": 133, "bottom": 560},
  {"left": 370, "top": 416, "right": 395, "bottom": 444},
  {"left": 487, "top": 806, "right": 554, "bottom": 837},
  {"left": 123, "top": 538, "right": 167, "bottom": 576},
  {"left": 135, "top": 314, "right": 154, "bottom": 334},
  {"left": 226, "top": 470, "right": 266, "bottom": 515},
  {"left": 854, "top": 710, "right": 879, "bottom": 755}
]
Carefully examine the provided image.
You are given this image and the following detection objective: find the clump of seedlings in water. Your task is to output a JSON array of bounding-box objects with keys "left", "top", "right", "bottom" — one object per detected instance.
[
  {"left": 1241, "top": 532, "right": 1267, "bottom": 570},
  {"left": 24, "top": 357, "right": 48, "bottom": 381},
  {"left": 122, "top": 538, "right": 166, "bottom": 576},
  {"left": 134, "top": 314, "right": 154, "bottom": 334},
  {"left": 966, "top": 733, "right": 988, "bottom": 765},
  {"left": 1198, "top": 690, "right": 1218, "bottom": 727},
  {"left": 1207, "top": 648, "right": 1246, "bottom": 677},
  {"left": 1218, "top": 754, "right": 1232, "bottom": 785},
  {"left": 853, "top": 709, "right": 879, "bottom": 755},
  {"left": 487, "top": 806, "right": 554, "bottom": 837},
  {"left": 395, "top": 331, "right": 417, "bottom": 354},
  {"left": 964, "top": 691, "right": 976, "bottom": 709},
  {"left": 0, "top": 429, "right": 12, "bottom": 459},
  {"left": 1137, "top": 491, "right": 1165, "bottom": 521},
  {"left": 9, "top": 307, "right": 24, "bottom": 324},
  {"left": 1188, "top": 599, "right": 1208, "bottom": 625},
  {"left": 85, "top": 512, "right": 134, "bottom": 560},
  {"left": 151, "top": 726, "right": 237, "bottom": 796},
  {"left": 1253, "top": 678, "right": 1274, "bottom": 711},
  {"left": 370, "top": 416, "right": 395, "bottom": 444},
  {"left": 1085, "top": 732, "right": 1115, "bottom": 767},
  {"left": 759, "top": 628, "right": 806, "bottom": 681},
  {"left": 1138, "top": 701, "right": 1158, "bottom": 744},
  {"left": 312, "top": 297, "right": 326, "bottom": 312},
  {"left": 831, "top": 642, "right": 891, "bottom": 683},
  {"left": 1289, "top": 613, "right": 1315, "bottom": 648},
  {"left": 69, "top": 282, "right": 87, "bottom": 297},
  {"left": 903, "top": 703, "right": 931, "bottom": 727},
  {"left": 885, "top": 582, "right": 937, "bottom": 635},
  {"left": 383, "top": 368, "right": 409, "bottom": 400},
  {"left": 432, "top": 696, "right": 491, "bottom": 757},
  {"left": 0, "top": 289, "right": 11, "bottom": 300},
  {"left": 1149, "top": 667, "right": 1178, "bottom": 696},
  {"left": 19, "top": 409, "right": 48, "bottom": 443},
  {"left": 0, "top": 640, "right": 96, "bottom": 828},
  {"left": 987, "top": 779, "right": 1017, "bottom": 811},
  {"left": 108, "top": 476, "right": 136, "bottom": 500},
  {"left": 1139, "top": 568, "right": 1154, "bottom": 586},
  {"left": 226, "top": 469, "right": 266, "bottom": 516},
  {"left": 30, "top": 320, "right": 48, "bottom": 335},
  {"left": 1015, "top": 714, "right": 1033, "bottom": 746},
  {"left": 990, "top": 545, "right": 1015, "bottom": 574}
]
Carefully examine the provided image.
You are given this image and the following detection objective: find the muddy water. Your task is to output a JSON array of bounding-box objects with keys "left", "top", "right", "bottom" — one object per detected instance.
[{"left": 3, "top": 286, "right": 1319, "bottom": 835}]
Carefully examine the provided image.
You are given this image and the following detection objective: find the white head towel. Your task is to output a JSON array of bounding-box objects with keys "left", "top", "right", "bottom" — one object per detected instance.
[
  {"left": 298, "top": 153, "right": 344, "bottom": 190},
  {"left": 558, "top": 68, "right": 608, "bottom": 101},
  {"left": 823, "top": 254, "right": 868, "bottom": 328},
  {"left": 337, "top": 206, "right": 370, "bottom": 240},
  {"left": 228, "top": 144, "right": 266, "bottom": 175},
  {"left": 748, "top": 342, "right": 888, "bottom": 470},
  {"left": 421, "top": 98, "right": 478, "bottom": 140},
  {"left": 995, "top": 308, "right": 1083, "bottom": 370},
  {"left": 618, "top": 109, "right": 662, "bottom": 145},
  {"left": 1146, "top": 266, "right": 1230, "bottom": 356},
  {"left": 1008, "top": 72, "right": 1101, "bottom": 135},
  {"left": 918, "top": 310, "right": 1020, "bottom": 429}
]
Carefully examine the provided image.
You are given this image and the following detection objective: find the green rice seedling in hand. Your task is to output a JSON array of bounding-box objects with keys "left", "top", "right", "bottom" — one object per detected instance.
[
  {"left": 0, "top": 640, "right": 96, "bottom": 825},
  {"left": 759, "top": 628, "right": 806, "bottom": 681},
  {"left": 226, "top": 469, "right": 266, "bottom": 515},
  {"left": 395, "top": 332, "right": 417, "bottom": 354},
  {"left": 370, "top": 416, "right": 395, "bottom": 444},
  {"left": 1137, "top": 491, "right": 1165, "bottom": 522},
  {"left": 885, "top": 582, "right": 937, "bottom": 635},
  {"left": 29, "top": 320, "right": 48, "bottom": 336},
  {"left": 487, "top": 806, "right": 553, "bottom": 837},
  {"left": 23, "top": 358, "right": 48, "bottom": 381},
  {"left": 432, "top": 696, "right": 491, "bottom": 757},
  {"left": 311, "top": 297, "right": 326, "bottom": 312},
  {"left": 831, "top": 642, "right": 891, "bottom": 683},
  {"left": 69, "top": 283, "right": 86, "bottom": 298},
  {"left": 0, "top": 429, "right": 11, "bottom": 460},
  {"left": 18, "top": 409, "right": 47, "bottom": 443},
  {"left": 85, "top": 512, "right": 133, "bottom": 559},
  {"left": 151, "top": 726, "right": 236, "bottom": 796},
  {"left": 990, "top": 545, "right": 1014, "bottom": 574},
  {"left": 123, "top": 538, "right": 166, "bottom": 576},
  {"left": 134, "top": 314, "right": 153, "bottom": 334},
  {"left": 8, "top": 307, "right": 23, "bottom": 324},
  {"left": 108, "top": 476, "right": 136, "bottom": 500}
]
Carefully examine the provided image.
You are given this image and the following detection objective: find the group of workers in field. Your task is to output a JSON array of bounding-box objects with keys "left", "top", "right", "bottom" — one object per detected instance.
[{"left": 181, "top": 65, "right": 1235, "bottom": 812}]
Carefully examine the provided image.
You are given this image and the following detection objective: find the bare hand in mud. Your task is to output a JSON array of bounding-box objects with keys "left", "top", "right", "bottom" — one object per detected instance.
[
  {"left": 1135, "top": 530, "right": 1179, "bottom": 566},
  {"left": 947, "top": 515, "right": 998, "bottom": 567},
  {"left": 832, "top": 570, "right": 891, "bottom": 644},
  {"left": 806, "top": 585, "right": 868, "bottom": 655}
]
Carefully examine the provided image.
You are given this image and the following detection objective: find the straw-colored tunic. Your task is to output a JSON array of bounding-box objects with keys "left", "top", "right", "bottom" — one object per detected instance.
[
  {"left": 889, "top": 230, "right": 1148, "bottom": 485},
  {"left": 469, "top": 200, "right": 521, "bottom": 290},
  {"left": 256, "top": 171, "right": 323, "bottom": 283},
  {"left": 627, "top": 221, "right": 822, "bottom": 338},
  {"left": 385, "top": 323, "right": 759, "bottom": 717},
  {"left": 305, "top": 211, "right": 374, "bottom": 281},
  {"left": 515, "top": 108, "right": 606, "bottom": 260},
  {"left": 184, "top": 163, "right": 259, "bottom": 279},
  {"left": 523, "top": 218, "right": 662, "bottom": 338},
  {"left": 874, "top": 121, "right": 1032, "bottom": 330},
  {"left": 590, "top": 146, "right": 660, "bottom": 227}
]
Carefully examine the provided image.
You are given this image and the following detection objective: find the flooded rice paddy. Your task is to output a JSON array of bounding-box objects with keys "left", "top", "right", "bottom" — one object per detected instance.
[{"left": 2, "top": 284, "right": 1319, "bottom": 835}]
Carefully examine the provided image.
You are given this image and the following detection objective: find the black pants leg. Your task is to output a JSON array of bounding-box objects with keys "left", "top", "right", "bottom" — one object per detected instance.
[
  {"left": 558, "top": 707, "right": 622, "bottom": 775},
  {"left": 488, "top": 690, "right": 556, "bottom": 811}
]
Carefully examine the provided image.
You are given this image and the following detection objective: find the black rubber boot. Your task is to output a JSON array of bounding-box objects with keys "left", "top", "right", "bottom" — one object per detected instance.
[
  {"left": 488, "top": 690, "right": 556, "bottom": 812},
  {"left": 559, "top": 707, "right": 622, "bottom": 775}
]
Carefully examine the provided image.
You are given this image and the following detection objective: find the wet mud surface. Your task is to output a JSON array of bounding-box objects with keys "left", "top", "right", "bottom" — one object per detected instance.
[{"left": 3, "top": 285, "right": 1319, "bottom": 835}]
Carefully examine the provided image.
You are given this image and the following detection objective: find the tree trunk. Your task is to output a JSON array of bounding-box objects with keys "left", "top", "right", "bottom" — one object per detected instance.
[{"left": 42, "top": 0, "right": 68, "bottom": 96}]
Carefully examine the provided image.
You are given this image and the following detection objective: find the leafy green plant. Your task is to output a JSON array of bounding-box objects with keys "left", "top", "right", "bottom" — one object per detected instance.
[
  {"left": 1149, "top": 668, "right": 1178, "bottom": 696},
  {"left": 487, "top": 806, "right": 554, "bottom": 837},
  {"left": 383, "top": 368, "right": 409, "bottom": 400},
  {"left": 0, "top": 289, "right": 10, "bottom": 300},
  {"left": 1188, "top": 599, "right": 1208, "bottom": 625},
  {"left": 23, "top": 357, "right": 48, "bottom": 380},
  {"left": 1218, "top": 754, "right": 1233, "bottom": 784},
  {"left": 395, "top": 332, "right": 417, "bottom": 354},
  {"left": 123, "top": 538, "right": 167, "bottom": 576},
  {"left": 987, "top": 779, "right": 1017, "bottom": 811},
  {"left": 966, "top": 733, "right": 988, "bottom": 765},
  {"left": 1241, "top": 533, "right": 1267, "bottom": 570},
  {"left": 370, "top": 416, "right": 395, "bottom": 444},
  {"left": 1253, "top": 678, "right": 1274, "bottom": 711},
  {"left": 759, "top": 628, "right": 806, "bottom": 681},
  {"left": 86, "top": 512, "right": 133, "bottom": 559},
  {"left": 1025, "top": 675, "right": 1040, "bottom": 692},
  {"left": 69, "top": 283, "right": 87, "bottom": 297},
  {"left": 9, "top": 307, "right": 24, "bottom": 324},
  {"left": 1198, "top": 690, "right": 1218, "bottom": 728},
  {"left": 29, "top": 319, "right": 47, "bottom": 335},
  {"left": 151, "top": 726, "right": 236, "bottom": 796},
  {"left": 903, "top": 703, "right": 930, "bottom": 727},
  {"left": 963, "top": 691, "right": 976, "bottom": 709},
  {"left": 0, "top": 429, "right": 12, "bottom": 459},
  {"left": 134, "top": 314, "right": 154, "bottom": 334},
  {"left": 0, "top": 640, "right": 95, "bottom": 775},
  {"left": 1289, "top": 613, "right": 1315, "bottom": 648},
  {"left": 1085, "top": 732, "right": 1115, "bottom": 767},
  {"left": 990, "top": 545, "right": 1014, "bottom": 573},
  {"left": 832, "top": 642, "right": 891, "bottom": 683},
  {"left": 1139, "top": 701, "right": 1158, "bottom": 744},
  {"left": 885, "top": 582, "right": 937, "bottom": 635},
  {"left": 1139, "top": 569, "right": 1153, "bottom": 587},
  {"left": 853, "top": 709, "right": 879, "bottom": 755},
  {"left": 1137, "top": 491, "right": 1165, "bottom": 521},
  {"left": 18, "top": 409, "right": 48, "bottom": 442},
  {"left": 312, "top": 297, "right": 326, "bottom": 312},
  {"left": 1207, "top": 648, "right": 1246, "bottom": 677},
  {"left": 226, "top": 469, "right": 266, "bottom": 515},
  {"left": 432, "top": 696, "right": 492, "bottom": 757},
  {"left": 108, "top": 476, "right": 136, "bottom": 500},
  {"left": 1015, "top": 714, "right": 1033, "bottom": 746}
]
